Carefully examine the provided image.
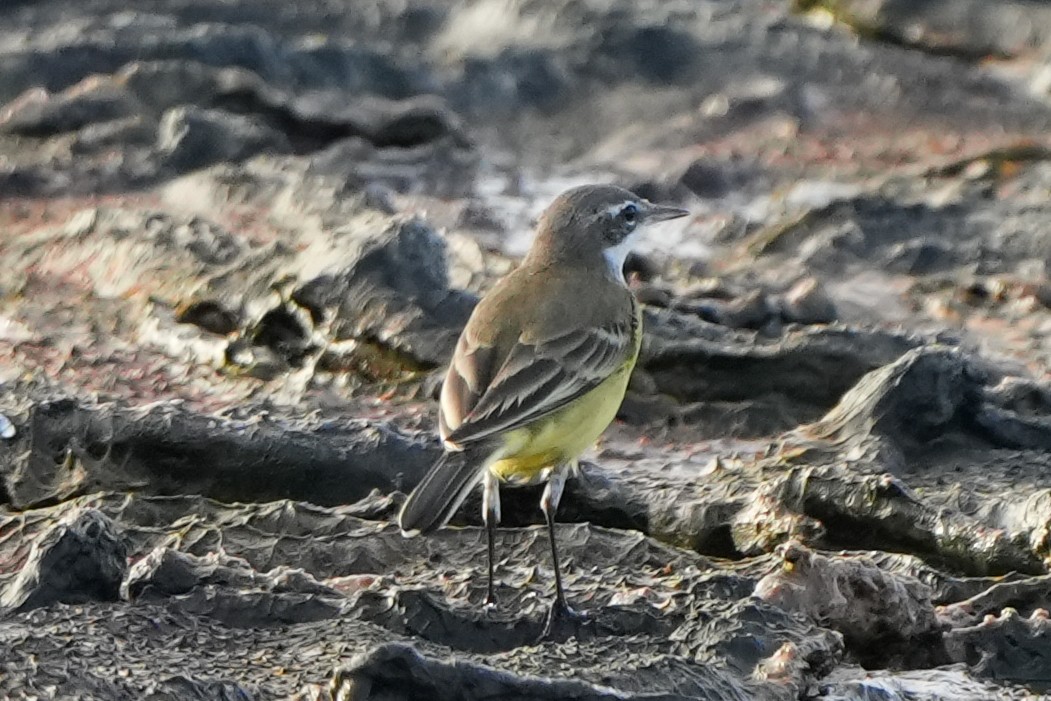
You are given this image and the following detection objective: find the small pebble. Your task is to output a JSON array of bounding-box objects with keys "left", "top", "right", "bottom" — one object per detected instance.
[
  {"left": 0, "top": 413, "right": 14, "bottom": 439},
  {"left": 716, "top": 289, "right": 771, "bottom": 329},
  {"left": 781, "top": 277, "right": 836, "bottom": 325}
]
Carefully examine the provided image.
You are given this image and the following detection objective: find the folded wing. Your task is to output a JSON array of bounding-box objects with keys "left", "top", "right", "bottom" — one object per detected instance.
[{"left": 440, "top": 318, "right": 635, "bottom": 448}]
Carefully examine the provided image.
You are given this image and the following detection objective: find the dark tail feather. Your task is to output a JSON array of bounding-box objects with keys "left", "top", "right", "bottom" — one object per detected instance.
[{"left": 398, "top": 449, "right": 486, "bottom": 535}]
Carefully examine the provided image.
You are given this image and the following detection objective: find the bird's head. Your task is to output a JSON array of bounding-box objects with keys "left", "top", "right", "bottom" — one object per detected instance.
[{"left": 526, "top": 184, "right": 689, "bottom": 281}]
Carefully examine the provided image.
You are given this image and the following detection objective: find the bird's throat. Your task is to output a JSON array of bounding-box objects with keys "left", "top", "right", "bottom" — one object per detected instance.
[{"left": 602, "top": 235, "right": 636, "bottom": 284}]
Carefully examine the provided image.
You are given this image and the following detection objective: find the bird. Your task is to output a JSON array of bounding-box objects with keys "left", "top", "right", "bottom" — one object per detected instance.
[{"left": 398, "top": 184, "right": 689, "bottom": 633}]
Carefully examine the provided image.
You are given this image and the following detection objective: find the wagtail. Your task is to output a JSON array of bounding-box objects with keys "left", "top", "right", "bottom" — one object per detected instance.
[{"left": 398, "top": 184, "right": 688, "bottom": 630}]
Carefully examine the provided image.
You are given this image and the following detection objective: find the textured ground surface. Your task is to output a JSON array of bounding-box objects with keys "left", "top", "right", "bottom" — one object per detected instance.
[{"left": 4, "top": 1, "right": 1051, "bottom": 699}]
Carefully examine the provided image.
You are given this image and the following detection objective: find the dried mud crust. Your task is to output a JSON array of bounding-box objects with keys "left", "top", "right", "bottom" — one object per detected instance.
[
  {"left": 4, "top": 0, "right": 1051, "bottom": 699},
  {"left": 4, "top": 343, "right": 1051, "bottom": 698},
  {"left": 0, "top": 496, "right": 842, "bottom": 700}
]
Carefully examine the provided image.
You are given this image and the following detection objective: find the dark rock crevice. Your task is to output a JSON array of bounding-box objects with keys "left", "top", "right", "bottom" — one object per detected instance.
[{"left": 0, "top": 395, "right": 436, "bottom": 510}]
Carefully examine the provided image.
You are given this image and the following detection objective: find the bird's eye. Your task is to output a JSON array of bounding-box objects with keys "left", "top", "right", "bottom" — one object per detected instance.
[{"left": 621, "top": 203, "right": 639, "bottom": 223}]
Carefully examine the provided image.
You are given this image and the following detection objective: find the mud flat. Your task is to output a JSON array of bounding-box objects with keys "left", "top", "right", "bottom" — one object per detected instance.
[{"left": 3, "top": 1, "right": 1051, "bottom": 699}]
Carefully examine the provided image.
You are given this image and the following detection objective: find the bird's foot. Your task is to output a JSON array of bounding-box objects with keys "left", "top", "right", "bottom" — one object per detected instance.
[{"left": 541, "top": 598, "right": 589, "bottom": 640}]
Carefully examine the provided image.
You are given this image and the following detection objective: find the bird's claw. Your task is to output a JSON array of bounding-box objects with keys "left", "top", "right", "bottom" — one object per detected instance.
[{"left": 541, "top": 598, "right": 589, "bottom": 640}]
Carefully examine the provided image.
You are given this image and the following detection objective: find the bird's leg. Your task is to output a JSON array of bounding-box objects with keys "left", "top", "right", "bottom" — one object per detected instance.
[
  {"left": 540, "top": 461, "right": 586, "bottom": 637},
  {"left": 482, "top": 470, "right": 501, "bottom": 608}
]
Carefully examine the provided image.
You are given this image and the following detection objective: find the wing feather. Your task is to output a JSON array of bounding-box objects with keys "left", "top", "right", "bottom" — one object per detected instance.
[
  {"left": 442, "top": 318, "right": 635, "bottom": 447},
  {"left": 438, "top": 337, "right": 493, "bottom": 441}
]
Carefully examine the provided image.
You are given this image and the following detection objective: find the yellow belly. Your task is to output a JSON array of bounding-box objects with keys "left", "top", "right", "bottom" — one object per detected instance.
[{"left": 489, "top": 359, "right": 636, "bottom": 484}]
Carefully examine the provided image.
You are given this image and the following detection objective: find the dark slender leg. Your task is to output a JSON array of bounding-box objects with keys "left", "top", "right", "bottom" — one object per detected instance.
[
  {"left": 540, "top": 462, "right": 586, "bottom": 637},
  {"left": 482, "top": 471, "right": 500, "bottom": 607},
  {"left": 544, "top": 490, "right": 569, "bottom": 611},
  {"left": 486, "top": 516, "right": 496, "bottom": 606}
]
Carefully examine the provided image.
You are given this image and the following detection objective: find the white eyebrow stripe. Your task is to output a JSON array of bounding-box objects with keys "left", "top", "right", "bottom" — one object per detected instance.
[{"left": 602, "top": 200, "right": 637, "bottom": 218}]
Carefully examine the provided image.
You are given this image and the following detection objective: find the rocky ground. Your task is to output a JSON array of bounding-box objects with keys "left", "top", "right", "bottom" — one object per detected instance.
[{"left": 3, "top": 0, "right": 1051, "bottom": 699}]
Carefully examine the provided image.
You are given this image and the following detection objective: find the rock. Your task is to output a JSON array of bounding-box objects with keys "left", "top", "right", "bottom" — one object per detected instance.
[
  {"left": 143, "top": 677, "right": 257, "bottom": 701},
  {"left": 324, "top": 642, "right": 748, "bottom": 701},
  {"left": 772, "top": 346, "right": 1051, "bottom": 575},
  {"left": 0, "top": 492, "right": 841, "bottom": 700},
  {"left": 71, "top": 115, "right": 155, "bottom": 154},
  {"left": 821, "top": 666, "right": 1027, "bottom": 701},
  {"left": 559, "top": 344, "right": 1051, "bottom": 585},
  {"left": 120, "top": 60, "right": 470, "bottom": 152},
  {"left": 0, "top": 397, "right": 436, "bottom": 509},
  {"left": 641, "top": 314, "right": 920, "bottom": 434},
  {"left": 4, "top": 0, "right": 1051, "bottom": 698},
  {"left": 175, "top": 299, "right": 241, "bottom": 336},
  {"left": 799, "top": 345, "right": 975, "bottom": 461},
  {"left": 123, "top": 547, "right": 203, "bottom": 600},
  {"left": 456, "top": 200, "right": 504, "bottom": 232},
  {"left": 1035, "top": 282, "right": 1051, "bottom": 310},
  {"left": 2, "top": 199, "right": 470, "bottom": 386},
  {"left": 780, "top": 277, "right": 836, "bottom": 325},
  {"left": 743, "top": 191, "right": 1051, "bottom": 282},
  {"left": 161, "top": 582, "right": 347, "bottom": 628},
  {"left": 593, "top": 23, "right": 700, "bottom": 84},
  {"left": 0, "top": 412, "right": 14, "bottom": 439},
  {"left": 8, "top": 206, "right": 248, "bottom": 300},
  {"left": 624, "top": 251, "right": 661, "bottom": 283},
  {"left": 799, "top": 0, "right": 1051, "bottom": 59},
  {"left": 732, "top": 485, "right": 825, "bottom": 556},
  {"left": 887, "top": 239, "right": 954, "bottom": 275},
  {"left": 291, "top": 218, "right": 477, "bottom": 370},
  {"left": 122, "top": 546, "right": 340, "bottom": 602},
  {"left": 680, "top": 278, "right": 736, "bottom": 301},
  {"left": 799, "top": 344, "right": 1051, "bottom": 465},
  {"left": 0, "top": 508, "right": 127, "bottom": 612},
  {"left": 634, "top": 283, "right": 674, "bottom": 307},
  {"left": 944, "top": 607, "right": 1051, "bottom": 683},
  {"left": 455, "top": 49, "right": 572, "bottom": 115},
  {"left": 679, "top": 159, "right": 731, "bottom": 199},
  {"left": 713, "top": 290, "right": 774, "bottom": 329},
  {"left": 156, "top": 106, "right": 289, "bottom": 171},
  {"left": 754, "top": 542, "right": 941, "bottom": 665},
  {"left": 700, "top": 75, "right": 789, "bottom": 123},
  {"left": 752, "top": 642, "right": 812, "bottom": 696},
  {"left": 117, "top": 59, "right": 281, "bottom": 118},
  {"left": 936, "top": 574, "right": 1051, "bottom": 629},
  {"left": 0, "top": 77, "right": 140, "bottom": 136},
  {"left": 355, "top": 98, "right": 470, "bottom": 149}
]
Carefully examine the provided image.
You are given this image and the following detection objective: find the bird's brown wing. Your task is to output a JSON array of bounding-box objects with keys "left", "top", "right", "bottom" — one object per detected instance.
[{"left": 439, "top": 306, "right": 637, "bottom": 448}]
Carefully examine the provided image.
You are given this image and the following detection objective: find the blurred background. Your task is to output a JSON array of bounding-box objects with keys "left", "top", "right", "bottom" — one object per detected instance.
[{"left": 3, "top": 0, "right": 1051, "bottom": 410}]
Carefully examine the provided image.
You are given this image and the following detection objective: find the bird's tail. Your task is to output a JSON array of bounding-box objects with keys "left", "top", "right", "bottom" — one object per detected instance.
[{"left": 398, "top": 447, "right": 488, "bottom": 535}]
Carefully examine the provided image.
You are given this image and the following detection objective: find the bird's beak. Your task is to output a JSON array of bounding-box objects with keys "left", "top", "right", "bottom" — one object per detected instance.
[{"left": 644, "top": 203, "right": 690, "bottom": 223}]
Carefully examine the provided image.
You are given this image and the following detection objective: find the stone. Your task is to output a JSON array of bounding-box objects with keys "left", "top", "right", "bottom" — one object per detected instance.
[
  {"left": 0, "top": 508, "right": 127, "bottom": 612},
  {"left": 780, "top": 277, "right": 836, "bottom": 325},
  {"left": 754, "top": 541, "right": 941, "bottom": 665},
  {"left": 0, "top": 77, "right": 140, "bottom": 136},
  {"left": 156, "top": 106, "right": 289, "bottom": 171}
]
